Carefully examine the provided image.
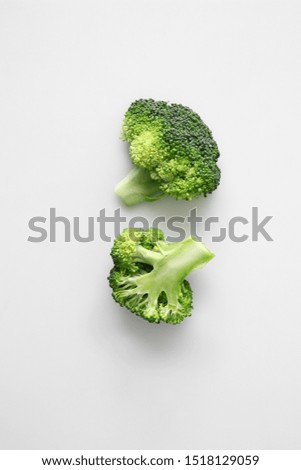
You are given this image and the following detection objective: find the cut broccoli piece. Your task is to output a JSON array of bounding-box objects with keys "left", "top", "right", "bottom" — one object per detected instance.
[
  {"left": 115, "top": 99, "right": 221, "bottom": 206},
  {"left": 108, "top": 228, "right": 214, "bottom": 324}
]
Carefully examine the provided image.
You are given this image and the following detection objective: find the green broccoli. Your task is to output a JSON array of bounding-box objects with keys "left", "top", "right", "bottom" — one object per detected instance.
[
  {"left": 108, "top": 228, "right": 214, "bottom": 324},
  {"left": 115, "top": 99, "right": 221, "bottom": 206}
]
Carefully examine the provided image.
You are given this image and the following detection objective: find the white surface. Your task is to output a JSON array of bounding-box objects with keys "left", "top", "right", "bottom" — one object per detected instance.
[
  {"left": 1, "top": 450, "right": 301, "bottom": 470},
  {"left": 0, "top": 0, "right": 301, "bottom": 450}
]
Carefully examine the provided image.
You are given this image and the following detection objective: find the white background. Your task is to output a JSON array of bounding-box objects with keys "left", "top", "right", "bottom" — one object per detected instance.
[{"left": 0, "top": 0, "right": 300, "bottom": 450}]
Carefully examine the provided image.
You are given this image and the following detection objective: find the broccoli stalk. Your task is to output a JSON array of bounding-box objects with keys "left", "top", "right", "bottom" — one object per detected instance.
[
  {"left": 109, "top": 228, "right": 214, "bottom": 324},
  {"left": 130, "top": 237, "right": 214, "bottom": 315},
  {"left": 115, "top": 167, "right": 164, "bottom": 206}
]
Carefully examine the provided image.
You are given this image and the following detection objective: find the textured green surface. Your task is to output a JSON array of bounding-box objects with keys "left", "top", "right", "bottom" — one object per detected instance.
[
  {"left": 119, "top": 99, "right": 221, "bottom": 203},
  {"left": 109, "top": 228, "right": 214, "bottom": 324}
]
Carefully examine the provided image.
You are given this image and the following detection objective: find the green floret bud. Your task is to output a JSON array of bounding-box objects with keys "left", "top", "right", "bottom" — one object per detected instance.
[
  {"left": 116, "top": 99, "right": 221, "bottom": 205},
  {"left": 111, "top": 227, "right": 164, "bottom": 274},
  {"left": 108, "top": 228, "right": 215, "bottom": 324}
]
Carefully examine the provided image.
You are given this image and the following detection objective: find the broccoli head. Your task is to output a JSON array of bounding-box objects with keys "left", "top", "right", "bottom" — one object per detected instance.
[
  {"left": 108, "top": 228, "right": 214, "bottom": 324},
  {"left": 115, "top": 99, "right": 221, "bottom": 206}
]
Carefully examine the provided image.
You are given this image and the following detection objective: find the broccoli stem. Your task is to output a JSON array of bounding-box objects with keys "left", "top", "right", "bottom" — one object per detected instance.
[
  {"left": 115, "top": 167, "right": 164, "bottom": 206},
  {"left": 153, "top": 236, "right": 214, "bottom": 282},
  {"left": 133, "top": 245, "right": 163, "bottom": 265},
  {"left": 133, "top": 237, "right": 214, "bottom": 307}
]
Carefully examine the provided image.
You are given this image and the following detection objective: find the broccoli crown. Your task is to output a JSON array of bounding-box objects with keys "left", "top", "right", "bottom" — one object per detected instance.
[
  {"left": 121, "top": 99, "right": 221, "bottom": 201},
  {"left": 108, "top": 228, "right": 214, "bottom": 324}
]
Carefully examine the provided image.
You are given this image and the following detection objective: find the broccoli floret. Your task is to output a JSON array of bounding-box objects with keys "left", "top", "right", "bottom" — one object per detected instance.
[
  {"left": 115, "top": 99, "right": 221, "bottom": 206},
  {"left": 108, "top": 228, "right": 214, "bottom": 324}
]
